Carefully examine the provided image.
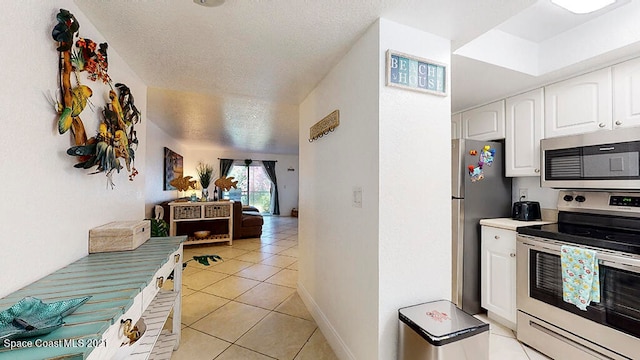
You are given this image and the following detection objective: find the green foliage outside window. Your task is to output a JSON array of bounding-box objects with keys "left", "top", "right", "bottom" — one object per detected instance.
[{"left": 223, "top": 164, "right": 272, "bottom": 213}]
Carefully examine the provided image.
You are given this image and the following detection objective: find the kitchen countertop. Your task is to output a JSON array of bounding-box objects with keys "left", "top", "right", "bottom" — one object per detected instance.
[{"left": 479, "top": 218, "right": 554, "bottom": 231}]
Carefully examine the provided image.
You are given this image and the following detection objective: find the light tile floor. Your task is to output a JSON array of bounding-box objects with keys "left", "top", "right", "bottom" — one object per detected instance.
[
  {"left": 168, "top": 216, "right": 338, "bottom": 360},
  {"left": 474, "top": 314, "right": 551, "bottom": 360},
  {"left": 168, "top": 216, "right": 550, "bottom": 360}
]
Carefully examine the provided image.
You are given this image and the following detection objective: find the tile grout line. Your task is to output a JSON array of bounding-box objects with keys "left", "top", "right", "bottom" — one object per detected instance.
[
  {"left": 291, "top": 327, "right": 321, "bottom": 360},
  {"left": 217, "top": 267, "right": 310, "bottom": 358},
  {"left": 519, "top": 339, "right": 533, "bottom": 360},
  {"left": 179, "top": 219, "right": 306, "bottom": 359}
]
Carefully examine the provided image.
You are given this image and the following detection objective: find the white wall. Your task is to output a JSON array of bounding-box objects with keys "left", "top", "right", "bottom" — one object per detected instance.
[
  {"left": 299, "top": 20, "right": 381, "bottom": 360},
  {"left": 377, "top": 19, "right": 451, "bottom": 360},
  {"left": 512, "top": 177, "right": 559, "bottom": 209},
  {"left": 144, "top": 120, "right": 186, "bottom": 217},
  {"left": 0, "top": 2, "right": 147, "bottom": 297},
  {"left": 299, "top": 18, "right": 451, "bottom": 360}
]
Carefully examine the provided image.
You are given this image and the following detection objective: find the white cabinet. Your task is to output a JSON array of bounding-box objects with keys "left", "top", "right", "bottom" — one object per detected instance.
[
  {"left": 169, "top": 201, "right": 233, "bottom": 245},
  {"left": 481, "top": 225, "right": 517, "bottom": 329},
  {"left": 613, "top": 57, "right": 640, "bottom": 129},
  {"left": 505, "top": 89, "right": 544, "bottom": 177},
  {"left": 462, "top": 100, "right": 505, "bottom": 140},
  {"left": 452, "top": 113, "right": 461, "bottom": 139},
  {"left": 544, "top": 68, "right": 612, "bottom": 138}
]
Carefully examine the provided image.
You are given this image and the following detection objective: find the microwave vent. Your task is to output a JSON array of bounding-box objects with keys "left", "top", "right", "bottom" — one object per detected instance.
[{"left": 550, "top": 156, "right": 581, "bottom": 178}]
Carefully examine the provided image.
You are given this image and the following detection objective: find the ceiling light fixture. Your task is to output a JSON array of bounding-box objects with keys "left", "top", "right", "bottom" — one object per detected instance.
[
  {"left": 193, "top": 0, "right": 225, "bottom": 7},
  {"left": 551, "top": 0, "right": 616, "bottom": 14}
]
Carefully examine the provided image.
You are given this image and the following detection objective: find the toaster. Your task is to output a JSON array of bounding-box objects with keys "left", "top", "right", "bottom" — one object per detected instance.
[{"left": 512, "top": 201, "right": 541, "bottom": 221}]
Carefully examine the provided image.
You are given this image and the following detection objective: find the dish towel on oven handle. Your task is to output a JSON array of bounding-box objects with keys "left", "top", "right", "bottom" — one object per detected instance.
[{"left": 561, "top": 245, "right": 601, "bottom": 311}]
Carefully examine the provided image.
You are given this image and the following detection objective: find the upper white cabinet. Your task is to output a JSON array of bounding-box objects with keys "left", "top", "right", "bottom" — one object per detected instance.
[
  {"left": 613, "top": 57, "right": 640, "bottom": 129},
  {"left": 462, "top": 100, "right": 505, "bottom": 140},
  {"left": 544, "top": 68, "right": 612, "bottom": 138},
  {"left": 451, "top": 113, "right": 461, "bottom": 139},
  {"left": 505, "top": 89, "right": 544, "bottom": 177}
]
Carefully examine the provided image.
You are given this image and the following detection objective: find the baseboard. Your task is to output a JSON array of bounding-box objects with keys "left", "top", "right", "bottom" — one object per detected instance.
[
  {"left": 297, "top": 282, "right": 356, "bottom": 360},
  {"left": 487, "top": 311, "right": 516, "bottom": 331}
]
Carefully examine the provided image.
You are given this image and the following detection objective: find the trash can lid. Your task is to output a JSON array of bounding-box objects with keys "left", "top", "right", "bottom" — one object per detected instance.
[{"left": 399, "top": 300, "right": 489, "bottom": 346}]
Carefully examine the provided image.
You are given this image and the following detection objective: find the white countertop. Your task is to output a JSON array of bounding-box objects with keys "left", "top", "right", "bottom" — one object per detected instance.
[{"left": 479, "top": 218, "right": 554, "bottom": 231}]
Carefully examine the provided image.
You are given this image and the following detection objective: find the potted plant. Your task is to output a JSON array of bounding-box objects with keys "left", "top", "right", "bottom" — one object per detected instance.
[{"left": 196, "top": 162, "right": 214, "bottom": 201}]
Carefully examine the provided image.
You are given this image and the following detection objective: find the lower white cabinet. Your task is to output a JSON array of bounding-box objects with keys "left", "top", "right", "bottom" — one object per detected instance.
[{"left": 481, "top": 225, "right": 517, "bottom": 329}]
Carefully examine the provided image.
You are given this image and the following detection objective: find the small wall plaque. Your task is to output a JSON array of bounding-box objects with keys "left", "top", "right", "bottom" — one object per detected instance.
[
  {"left": 309, "top": 110, "right": 339, "bottom": 142},
  {"left": 386, "top": 50, "right": 447, "bottom": 96}
]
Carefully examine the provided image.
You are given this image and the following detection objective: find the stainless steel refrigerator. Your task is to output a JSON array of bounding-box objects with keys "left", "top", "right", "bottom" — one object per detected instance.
[{"left": 452, "top": 139, "right": 512, "bottom": 314}]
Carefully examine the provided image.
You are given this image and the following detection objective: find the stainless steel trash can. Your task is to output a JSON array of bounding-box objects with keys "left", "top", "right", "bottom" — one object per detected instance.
[{"left": 398, "top": 300, "right": 489, "bottom": 360}]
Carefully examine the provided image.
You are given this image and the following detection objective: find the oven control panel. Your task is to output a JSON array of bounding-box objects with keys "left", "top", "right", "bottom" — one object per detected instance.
[
  {"left": 609, "top": 196, "right": 640, "bottom": 207},
  {"left": 558, "top": 190, "right": 640, "bottom": 216}
]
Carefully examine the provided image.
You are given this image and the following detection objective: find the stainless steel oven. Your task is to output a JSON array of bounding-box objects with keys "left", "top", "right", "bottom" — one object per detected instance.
[{"left": 516, "top": 191, "right": 640, "bottom": 360}]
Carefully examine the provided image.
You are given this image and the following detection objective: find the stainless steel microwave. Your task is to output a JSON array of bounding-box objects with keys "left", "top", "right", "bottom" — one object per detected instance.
[{"left": 541, "top": 127, "right": 640, "bottom": 189}]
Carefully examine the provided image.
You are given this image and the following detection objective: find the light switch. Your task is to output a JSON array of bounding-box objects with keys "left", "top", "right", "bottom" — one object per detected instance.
[{"left": 353, "top": 186, "right": 362, "bottom": 208}]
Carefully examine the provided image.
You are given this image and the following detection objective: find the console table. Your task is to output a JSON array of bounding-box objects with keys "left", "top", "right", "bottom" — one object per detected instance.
[
  {"left": 168, "top": 201, "right": 234, "bottom": 246},
  {"left": 0, "top": 236, "right": 185, "bottom": 360}
]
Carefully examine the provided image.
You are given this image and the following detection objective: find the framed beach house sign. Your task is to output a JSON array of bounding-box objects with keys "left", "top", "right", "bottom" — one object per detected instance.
[{"left": 386, "top": 50, "right": 447, "bottom": 96}]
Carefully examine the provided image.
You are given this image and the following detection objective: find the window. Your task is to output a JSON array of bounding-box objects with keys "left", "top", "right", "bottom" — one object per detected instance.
[{"left": 224, "top": 164, "right": 272, "bottom": 213}]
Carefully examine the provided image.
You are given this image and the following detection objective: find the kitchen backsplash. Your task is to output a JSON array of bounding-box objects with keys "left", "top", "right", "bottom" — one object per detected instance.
[{"left": 512, "top": 177, "right": 559, "bottom": 209}]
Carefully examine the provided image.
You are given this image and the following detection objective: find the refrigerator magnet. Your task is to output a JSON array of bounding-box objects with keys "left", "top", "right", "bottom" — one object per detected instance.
[
  {"left": 480, "top": 146, "right": 494, "bottom": 166},
  {"left": 469, "top": 166, "right": 484, "bottom": 182}
]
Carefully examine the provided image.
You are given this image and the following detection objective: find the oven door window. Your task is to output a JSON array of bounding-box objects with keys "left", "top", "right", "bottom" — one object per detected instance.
[{"left": 529, "top": 249, "right": 640, "bottom": 338}]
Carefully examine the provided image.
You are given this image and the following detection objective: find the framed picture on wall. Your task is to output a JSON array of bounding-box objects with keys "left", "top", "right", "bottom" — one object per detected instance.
[{"left": 164, "top": 147, "right": 183, "bottom": 191}]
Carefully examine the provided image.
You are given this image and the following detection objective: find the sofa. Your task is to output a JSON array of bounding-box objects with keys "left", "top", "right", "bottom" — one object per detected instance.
[
  {"left": 233, "top": 202, "right": 263, "bottom": 239},
  {"left": 158, "top": 200, "right": 263, "bottom": 239}
]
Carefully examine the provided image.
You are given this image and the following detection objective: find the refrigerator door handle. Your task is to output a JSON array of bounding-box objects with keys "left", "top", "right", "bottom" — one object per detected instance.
[
  {"left": 451, "top": 199, "right": 464, "bottom": 308},
  {"left": 452, "top": 139, "right": 464, "bottom": 198}
]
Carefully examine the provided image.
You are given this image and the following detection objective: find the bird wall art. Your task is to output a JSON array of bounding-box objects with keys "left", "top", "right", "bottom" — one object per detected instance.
[{"left": 50, "top": 8, "right": 141, "bottom": 188}]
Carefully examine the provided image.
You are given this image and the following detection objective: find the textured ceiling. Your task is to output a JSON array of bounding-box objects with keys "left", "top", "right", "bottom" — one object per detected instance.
[
  {"left": 148, "top": 88, "right": 299, "bottom": 154},
  {"left": 73, "top": 0, "right": 536, "bottom": 155},
  {"left": 74, "top": 0, "right": 639, "bottom": 155}
]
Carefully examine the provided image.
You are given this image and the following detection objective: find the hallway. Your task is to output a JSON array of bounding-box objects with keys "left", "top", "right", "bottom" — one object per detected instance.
[{"left": 168, "top": 216, "right": 338, "bottom": 360}]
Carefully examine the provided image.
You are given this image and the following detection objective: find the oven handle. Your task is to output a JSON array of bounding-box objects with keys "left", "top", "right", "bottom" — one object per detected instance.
[{"left": 517, "top": 234, "right": 640, "bottom": 273}]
